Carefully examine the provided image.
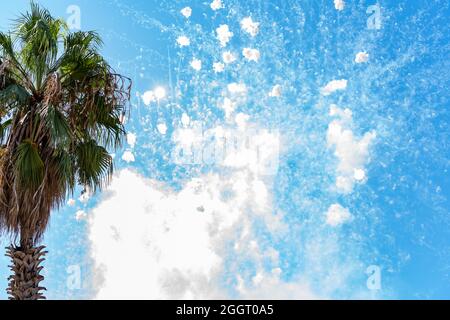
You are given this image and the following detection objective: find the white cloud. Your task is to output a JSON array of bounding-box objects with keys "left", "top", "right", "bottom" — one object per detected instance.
[
  {"left": 222, "top": 51, "right": 236, "bottom": 64},
  {"left": 88, "top": 121, "right": 288, "bottom": 299},
  {"left": 190, "top": 58, "right": 202, "bottom": 71},
  {"left": 223, "top": 130, "right": 280, "bottom": 177},
  {"left": 329, "top": 104, "right": 351, "bottom": 119},
  {"left": 327, "top": 105, "right": 376, "bottom": 193},
  {"left": 126, "top": 133, "right": 136, "bottom": 148},
  {"left": 221, "top": 98, "right": 236, "bottom": 118},
  {"left": 213, "top": 62, "right": 225, "bottom": 73},
  {"left": 78, "top": 191, "right": 90, "bottom": 204},
  {"left": 157, "top": 123, "right": 168, "bottom": 135},
  {"left": 269, "top": 85, "right": 282, "bottom": 98},
  {"left": 216, "top": 24, "right": 233, "bottom": 47},
  {"left": 241, "top": 17, "right": 260, "bottom": 37},
  {"left": 334, "top": 0, "right": 345, "bottom": 11},
  {"left": 88, "top": 170, "right": 224, "bottom": 299},
  {"left": 326, "top": 204, "right": 351, "bottom": 227},
  {"left": 67, "top": 198, "right": 76, "bottom": 206},
  {"left": 354, "top": 168, "right": 366, "bottom": 181},
  {"left": 121, "top": 151, "right": 135, "bottom": 163},
  {"left": 210, "top": 0, "right": 223, "bottom": 11},
  {"left": 142, "top": 91, "right": 156, "bottom": 105},
  {"left": 87, "top": 117, "right": 368, "bottom": 299},
  {"left": 181, "top": 113, "right": 190, "bottom": 127},
  {"left": 180, "top": 7, "right": 192, "bottom": 18},
  {"left": 355, "top": 51, "right": 369, "bottom": 63},
  {"left": 177, "top": 36, "right": 190, "bottom": 47},
  {"left": 242, "top": 48, "right": 260, "bottom": 62},
  {"left": 237, "top": 272, "right": 317, "bottom": 299},
  {"left": 171, "top": 122, "right": 204, "bottom": 149},
  {"left": 321, "top": 79, "right": 348, "bottom": 96},
  {"left": 154, "top": 87, "right": 166, "bottom": 100},
  {"left": 235, "top": 113, "right": 250, "bottom": 130},
  {"left": 75, "top": 210, "right": 87, "bottom": 221},
  {"left": 227, "top": 82, "right": 247, "bottom": 95}
]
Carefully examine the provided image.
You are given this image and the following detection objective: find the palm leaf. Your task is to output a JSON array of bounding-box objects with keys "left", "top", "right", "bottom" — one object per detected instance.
[
  {"left": 15, "top": 2, "right": 66, "bottom": 90},
  {"left": 0, "top": 84, "right": 31, "bottom": 107},
  {"left": 52, "top": 147, "right": 75, "bottom": 194},
  {"left": 75, "top": 139, "right": 113, "bottom": 191},
  {"left": 0, "top": 118, "right": 12, "bottom": 143},
  {"left": 14, "top": 139, "right": 44, "bottom": 188},
  {"left": 39, "top": 105, "right": 71, "bottom": 145}
]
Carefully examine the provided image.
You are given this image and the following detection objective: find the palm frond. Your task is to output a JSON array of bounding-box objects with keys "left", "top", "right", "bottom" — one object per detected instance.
[
  {"left": 0, "top": 32, "right": 35, "bottom": 93},
  {"left": 39, "top": 105, "right": 71, "bottom": 145},
  {"left": 14, "top": 139, "right": 44, "bottom": 188},
  {"left": 0, "top": 84, "right": 31, "bottom": 108},
  {"left": 46, "top": 147, "right": 75, "bottom": 198},
  {"left": 0, "top": 32, "right": 16, "bottom": 59},
  {"left": 0, "top": 119, "right": 12, "bottom": 143},
  {"left": 75, "top": 139, "right": 113, "bottom": 191},
  {"left": 14, "top": 2, "right": 65, "bottom": 90}
]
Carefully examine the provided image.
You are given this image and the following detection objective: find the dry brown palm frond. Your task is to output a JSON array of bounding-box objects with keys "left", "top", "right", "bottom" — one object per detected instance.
[
  {"left": 0, "top": 60, "right": 9, "bottom": 76},
  {"left": 0, "top": 126, "right": 69, "bottom": 245},
  {"left": 42, "top": 72, "right": 61, "bottom": 107}
]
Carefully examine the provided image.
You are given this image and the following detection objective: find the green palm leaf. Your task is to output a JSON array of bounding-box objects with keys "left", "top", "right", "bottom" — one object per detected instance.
[
  {"left": 40, "top": 105, "right": 71, "bottom": 145},
  {"left": 14, "top": 139, "right": 44, "bottom": 188},
  {"left": 0, "top": 84, "right": 31, "bottom": 107},
  {"left": 0, "top": 118, "right": 12, "bottom": 142},
  {"left": 75, "top": 139, "right": 113, "bottom": 191}
]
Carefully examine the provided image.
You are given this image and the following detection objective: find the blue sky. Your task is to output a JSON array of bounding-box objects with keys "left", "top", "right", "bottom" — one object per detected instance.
[{"left": 0, "top": 0, "right": 449, "bottom": 299}]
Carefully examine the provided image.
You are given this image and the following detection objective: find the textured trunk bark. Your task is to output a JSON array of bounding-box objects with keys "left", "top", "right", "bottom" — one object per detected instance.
[{"left": 5, "top": 244, "right": 47, "bottom": 300}]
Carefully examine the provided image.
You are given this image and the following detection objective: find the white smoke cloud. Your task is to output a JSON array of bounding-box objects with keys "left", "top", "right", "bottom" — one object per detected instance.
[
  {"left": 126, "top": 133, "right": 137, "bottom": 148},
  {"left": 326, "top": 204, "right": 352, "bottom": 227},
  {"left": 213, "top": 62, "right": 225, "bottom": 73},
  {"left": 89, "top": 170, "right": 298, "bottom": 299},
  {"left": 141, "top": 91, "right": 156, "bottom": 105},
  {"left": 355, "top": 52, "right": 369, "bottom": 64},
  {"left": 75, "top": 210, "right": 87, "bottom": 221},
  {"left": 87, "top": 120, "right": 320, "bottom": 299},
  {"left": 269, "top": 85, "right": 282, "bottom": 98},
  {"left": 242, "top": 48, "right": 260, "bottom": 62},
  {"left": 241, "top": 17, "right": 260, "bottom": 37},
  {"left": 210, "top": 0, "right": 223, "bottom": 11},
  {"left": 327, "top": 105, "right": 376, "bottom": 193},
  {"left": 321, "top": 79, "right": 348, "bottom": 96},
  {"left": 237, "top": 273, "right": 317, "bottom": 299},
  {"left": 227, "top": 82, "right": 247, "bottom": 95},
  {"left": 223, "top": 51, "right": 237, "bottom": 64},
  {"left": 180, "top": 7, "right": 192, "bottom": 18},
  {"left": 87, "top": 113, "right": 373, "bottom": 299},
  {"left": 334, "top": 0, "right": 345, "bottom": 11},
  {"left": 190, "top": 58, "right": 202, "bottom": 71},
  {"left": 176, "top": 36, "right": 190, "bottom": 47},
  {"left": 121, "top": 151, "right": 135, "bottom": 163},
  {"left": 157, "top": 123, "right": 168, "bottom": 135},
  {"left": 216, "top": 25, "right": 233, "bottom": 47}
]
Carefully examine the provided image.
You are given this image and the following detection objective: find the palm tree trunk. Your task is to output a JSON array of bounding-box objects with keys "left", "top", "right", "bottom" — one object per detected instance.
[{"left": 5, "top": 244, "right": 47, "bottom": 300}]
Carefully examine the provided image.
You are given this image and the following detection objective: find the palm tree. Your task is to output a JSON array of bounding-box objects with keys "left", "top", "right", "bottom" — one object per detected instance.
[{"left": 0, "top": 3, "right": 131, "bottom": 300}]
